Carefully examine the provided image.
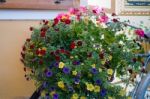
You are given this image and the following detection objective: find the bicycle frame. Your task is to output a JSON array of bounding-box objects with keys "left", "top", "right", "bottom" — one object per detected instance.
[{"left": 132, "top": 53, "right": 150, "bottom": 99}]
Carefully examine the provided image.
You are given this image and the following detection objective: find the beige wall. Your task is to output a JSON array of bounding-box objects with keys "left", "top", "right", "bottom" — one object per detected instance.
[{"left": 0, "top": 21, "right": 40, "bottom": 99}]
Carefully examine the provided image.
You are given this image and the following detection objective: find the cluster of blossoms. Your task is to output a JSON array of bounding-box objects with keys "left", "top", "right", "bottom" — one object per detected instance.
[{"left": 21, "top": 6, "right": 144, "bottom": 99}]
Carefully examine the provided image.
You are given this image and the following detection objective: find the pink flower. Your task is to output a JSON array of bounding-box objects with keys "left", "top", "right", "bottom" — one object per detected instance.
[
  {"left": 69, "top": 8, "right": 80, "bottom": 15},
  {"left": 98, "top": 15, "right": 108, "bottom": 23},
  {"left": 135, "top": 29, "right": 145, "bottom": 37},
  {"left": 79, "top": 6, "right": 87, "bottom": 13},
  {"left": 92, "top": 6, "right": 104, "bottom": 15}
]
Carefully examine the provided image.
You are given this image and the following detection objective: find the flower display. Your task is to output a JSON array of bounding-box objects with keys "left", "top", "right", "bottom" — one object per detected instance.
[{"left": 21, "top": 6, "right": 144, "bottom": 98}]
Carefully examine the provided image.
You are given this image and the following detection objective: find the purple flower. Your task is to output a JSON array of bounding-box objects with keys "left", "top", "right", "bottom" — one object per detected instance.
[
  {"left": 96, "top": 79, "right": 102, "bottom": 85},
  {"left": 72, "top": 60, "right": 80, "bottom": 65},
  {"left": 63, "top": 67, "right": 70, "bottom": 74},
  {"left": 53, "top": 93, "right": 59, "bottom": 99},
  {"left": 46, "top": 71, "right": 53, "bottom": 77},
  {"left": 49, "top": 87, "right": 55, "bottom": 91},
  {"left": 42, "top": 82, "right": 49, "bottom": 88},
  {"left": 45, "top": 93, "right": 50, "bottom": 99},
  {"left": 74, "top": 78, "right": 80, "bottom": 84},
  {"left": 68, "top": 86, "right": 74, "bottom": 92},
  {"left": 53, "top": 62, "right": 59, "bottom": 67},
  {"left": 91, "top": 68, "right": 98, "bottom": 74},
  {"left": 100, "top": 89, "right": 107, "bottom": 97}
]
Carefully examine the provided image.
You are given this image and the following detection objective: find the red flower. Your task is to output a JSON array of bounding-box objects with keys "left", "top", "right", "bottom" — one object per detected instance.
[
  {"left": 26, "top": 38, "right": 31, "bottom": 42},
  {"left": 55, "top": 50, "right": 60, "bottom": 55},
  {"left": 39, "top": 60, "right": 43, "bottom": 65},
  {"left": 60, "top": 49, "right": 65, "bottom": 53},
  {"left": 30, "top": 27, "right": 33, "bottom": 31},
  {"left": 54, "top": 18, "right": 59, "bottom": 25},
  {"left": 30, "top": 44, "right": 34, "bottom": 49},
  {"left": 22, "top": 46, "right": 26, "bottom": 51},
  {"left": 36, "top": 49, "right": 40, "bottom": 55},
  {"left": 65, "top": 19, "right": 71, "bottom": 24},
  {"left": 41, "top": 28, "right": 47, "bottom": 32},
  {"left": 24, "top": 67, "right": 26, "bottom": 72},
  {"left": 50, "top": 51, "right": 55, "bottom": 55},
  {"left": 40, "top": 49, "right": 46, "bottom": 55},
  {"left": 21, "top": 52, "right": 25, "bottom": 59},
  {"left": 135, "top": 29, "right": 145, "bottom": 37},
  {"left": 77, "top": 41, "right": 82, "bottom": 46},
  {"left": 70, "top": 42, "right": 76, "bottom": 49},
  {"left": 40, "top": 31, "right": 46, "bottom": 37},
  {"left": 44, "top": 20, "right": 49, "bottom": 25},
  {"left": 99, "top": 52, "right": 104, "bottom": 59},
  {"left": 55, "top": 56, "right": 60, "bottom": 61},
  {"left": 112, "top": 18, "right": 118, "bottom": 23}
]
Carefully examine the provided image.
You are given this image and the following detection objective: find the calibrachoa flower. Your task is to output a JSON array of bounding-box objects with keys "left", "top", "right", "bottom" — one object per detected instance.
[
  {"left": 135, "top": 29, "right": 145, "bottom": 37},
  {"left": 100, "top": 89, "right": 107, "bottom": 97},
  {"left": 53, "top": 93, "right": 59, "bottom": 99},
  {"left": 63, "top": 67, "right": 70, "bottom": 74},
  {"left": 70, "top": 42, "right": 76, "bottom": 49},
  {"left": 59, "top": 62, "right": 65, "bottom": 68},
  {"left": 46, "top": 71, "right": 53, "bottom": 77},
  {"left": 57, "top": 81, "right": 65, "bottom": 89},
  {"left": 107, "top": 69, "right": 113, "bottom": 75},
  {"left": 72, "top": 70, "right": 78, "bottom": 76},
  {"left": 94, "top": 85, "right": 100, "bottom": 92},
  {"left": 95, "top": 79, "right": 102, "bottom": 85},
  {"left": 91, "top": 68, "right": 98, "bottom": 74},
  {"left": 86, "top": 83, "right": 94, "bottom": 91},
  {"left": 71, "top": 93, "right": 79, "bottom": 99},
  {"left": 74, "top": 78, "right": 80, "bottom": 84}
]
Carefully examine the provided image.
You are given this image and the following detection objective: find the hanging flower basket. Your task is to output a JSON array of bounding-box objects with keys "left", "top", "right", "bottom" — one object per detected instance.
[{"left": 21, "top": 6, "right": 145, "bottom": 99}]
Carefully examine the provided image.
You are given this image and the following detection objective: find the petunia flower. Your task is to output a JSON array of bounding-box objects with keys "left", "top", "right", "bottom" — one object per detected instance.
[
  {"left": 74, "top": 78, "right": 80, "bottom": 84},
  {"left": 98, "top": 15, "right": 108, "bottom": 23},
  {"left": 86, "top": 83, "right": 94, "bottom": 91},
  {"left": 94, "top": 85, "right": 100, "bottom": 92},
  {"left": 70, "top": 42, "right": 76, "bottom": 49},
  {"left": 100, "top": 89, "right": 107, "bottom": 97},
  {"left": 63, "top": 67, "right": 70, "bottom": 74},
  {"left": 95, "top": 79, "right": 102, "bottom": 85},
  {"left": 53, "top": 93, "right": 59, "bottom": 99},
  {"left": 107, "top": 69, "right": 113, "bottom": 75},
  {"left": 91, "top": 68, "right": 98, "bottom": 74},
  {"left": 46, "top": 71, "right": 53, "bottom": 77},
  {"left": 135, "top": 29, "right": 145, "bottom": 37},
  {"left": 59, "top": 62, "right": 65, "bottom": 68},
  {"left": 57, "top": 81, "right": 65, "bottom": 89}
]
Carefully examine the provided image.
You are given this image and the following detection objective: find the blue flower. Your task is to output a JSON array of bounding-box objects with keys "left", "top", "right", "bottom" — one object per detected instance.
[
  {"left": 91, "top": 68, "right": 98, "bottom": 74},
  {"left": 53, "top": 93, "right": 59, "bottom": 99},
  {"left": 46, "top": 71, "right": 53, "bottom": 77},
  {"left": 63, "top": 67, "right": 70, "bottom": 74},
  {"left": 95, "top": 79, "right": 102, "bottom": 85},
  {"left": 100, "top": 89, "right": 107, "bottom": 97},
  {"left": 53, "top": 61, "right": 59, "bottom": 67},
  {"left": 72, "top": 60, "right": 80, "bottom": 65},
  {"left": 74, "top": 78, "right": 80, "bottom": 84},
  {"left": 49, "top": 87, "right": 55, "bottom": 91}
]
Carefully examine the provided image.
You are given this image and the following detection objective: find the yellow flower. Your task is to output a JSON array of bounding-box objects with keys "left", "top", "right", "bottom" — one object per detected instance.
[
  {"left": 86, "top": 83, "right": 94, "bottom": 91},
  {"left": 119, "top": 89, "right": 126, "bottom": 96},
  {"left": 107, "top": 69, "right": 113, "bottom": 75},
  {"left": 50, "top": 91, "right": 55, "bottom": 96},
  {"left": 91, "top": 64, "right": 96, "bottom": 68},
  {"left": 108, "top": 97, "right": 113, "bottom": 99},
  {"left": 70, "top": 56, "right": 74, "bottom": 59},
  {"left": 99, "top": 68, "right": 102, "bottom": 72},
  {"left": 59, "top": 62, "right": 65, "bottom": 68},
  {"left": 58, "top": 81, "right": 65, "bottom": 89},
  {"left": 71, "top": 93, "right": 79, "bottom": 99},
  {"left": 101, "top": 60, "right": 106, "bottom": 65},
  {"left": 108, "top": 55, "right": 112, "bottom": 60},
  {"left": 94, "top": 85, "right": 100, "bottom": 92},
  {"left": 80, "top": 96, "right": 86, "bottom": 99},
  {"left": 41, "top": 91, "right": 46, "bottom": 97},
  {"left": 72, "top": 70, "right": 77, "bottom": 76}
]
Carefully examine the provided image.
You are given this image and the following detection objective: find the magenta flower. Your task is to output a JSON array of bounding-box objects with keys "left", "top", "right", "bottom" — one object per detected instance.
[
  {"left": 135, "top": 29, "right": 145, "bottom": 37},
  {"left": 98, "top": 15, "right": 108, "bottom": 23}
]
